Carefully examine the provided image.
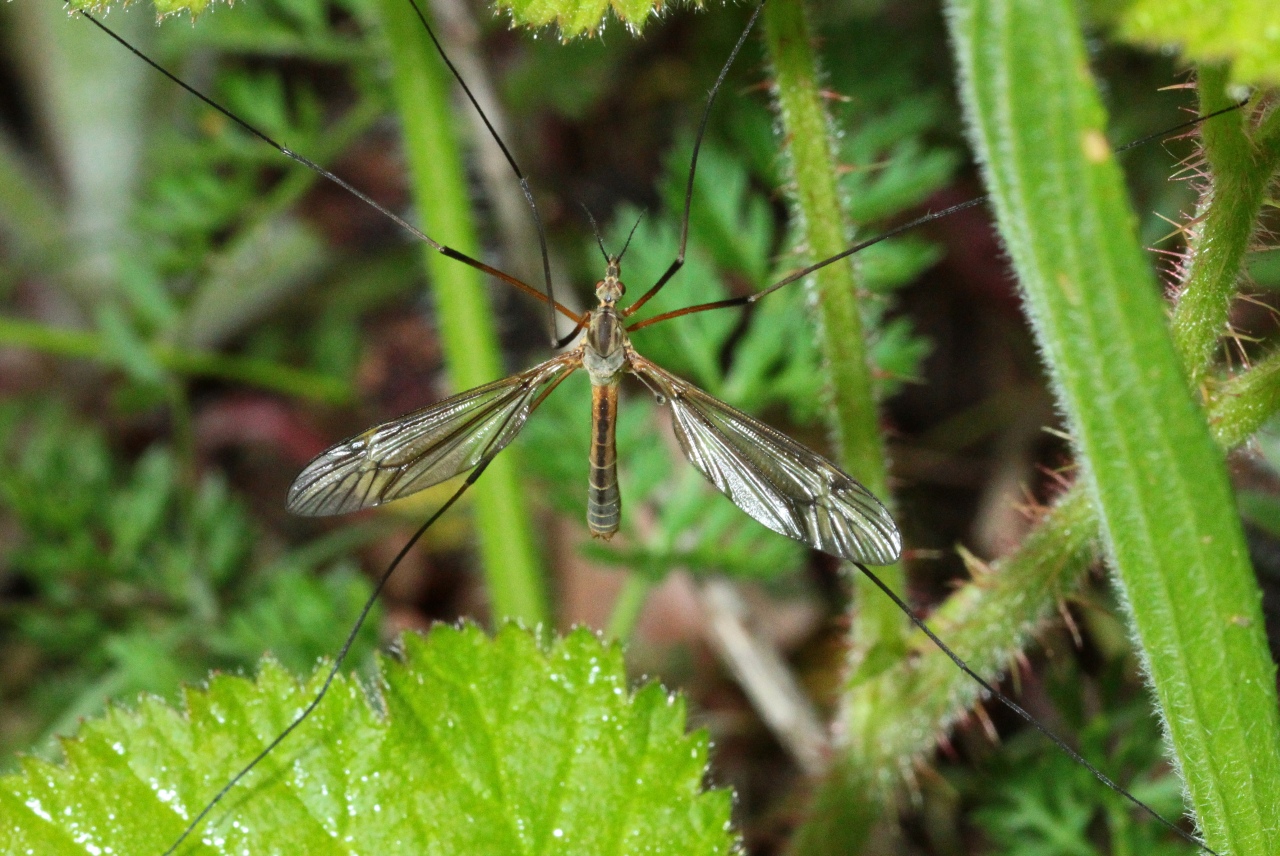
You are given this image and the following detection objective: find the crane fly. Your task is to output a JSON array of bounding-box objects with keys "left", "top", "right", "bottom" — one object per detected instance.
[
  {"left": 285, "top": 250, "right": 901, "bottom": 565},
  {"left": 72, "top": 0, "right": 1243, "bottom": 853},
  {"left": 80, "top": 5, "right": 905, "bottom": 850}
]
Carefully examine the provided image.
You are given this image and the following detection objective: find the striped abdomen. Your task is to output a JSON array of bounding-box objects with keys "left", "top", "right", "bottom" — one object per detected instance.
[{"left": 587, "top": 381, "right": 620, "bottom": 538}]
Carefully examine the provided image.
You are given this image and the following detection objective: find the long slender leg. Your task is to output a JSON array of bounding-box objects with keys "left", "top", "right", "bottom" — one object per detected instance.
[
  {"left": 626, "top": 97, "right": 1251, "bottom": 334},
  {"left": 627, "top": 197, "right": 987, "bottom": 332},
  {"left": 623, "top": 0, "right": 766, "bottom": 318},
  {"left": 77, "top": 9, "right": 580, "bottom": 326}
]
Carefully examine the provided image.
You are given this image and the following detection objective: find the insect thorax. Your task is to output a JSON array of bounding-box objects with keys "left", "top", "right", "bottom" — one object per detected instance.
[{"left": 583, "top": 306, "right": 628, "bottom": 386}]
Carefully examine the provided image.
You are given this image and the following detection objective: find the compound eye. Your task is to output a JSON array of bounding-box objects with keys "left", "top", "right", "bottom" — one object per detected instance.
[{"left": 617, "top": 281, "right": 626, "bottom": 295}]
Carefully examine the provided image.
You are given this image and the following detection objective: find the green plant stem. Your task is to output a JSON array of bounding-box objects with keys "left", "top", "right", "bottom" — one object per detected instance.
[
  {"left": 949, "top": 0, "right": 1280, "bottom": 851},
  {"left": 763, "top": 3, "right": 908, "bottom": 847},
  {"left": 762, "top": 3, "right": 911, "bottom": 847},
  {"left": 1207, "top": 353, "right": 1280, "bottom": 443},
  {"left": 1172, "top": 65, "right": 1280, "bottom": 387},
  {"left": 794, "top": 22, "right": 1280, "bottom": 856},
  {"left": 791, "top": 329, "right": 1280, "bottom": 856},
  {"left": 0, "top": 315, "right": 350, "bottom": 403},
  {"left": 762, "top": 0, "right": 904, "bottom": 660},
  {"left": 374, "top": 0, "right": 547, "bottom": 627}
]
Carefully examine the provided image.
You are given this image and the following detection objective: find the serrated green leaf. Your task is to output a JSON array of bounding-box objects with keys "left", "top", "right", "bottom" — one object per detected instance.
[
  {"left": 496, "top": 0, "right": 684, "bottom": 39},
  {"left": 66, "top": 0, "right": 230, "bottom": 21},
  {"left": 2, "top": 624, "right": 734, "bottom": 855},
  {"left": 1114, "top": 0, "right": 1280, "bottom": 86}
]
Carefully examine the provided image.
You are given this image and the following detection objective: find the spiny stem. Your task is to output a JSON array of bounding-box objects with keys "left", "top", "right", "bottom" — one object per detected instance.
[{"left": 762, "top": 0, "right": 906, "bottom": 667}]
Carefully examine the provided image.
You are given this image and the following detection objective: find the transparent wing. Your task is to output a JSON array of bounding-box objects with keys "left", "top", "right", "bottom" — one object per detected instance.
[
  {"left": 631, "top": 355, "right": 900, "bottom": 565},
  {"left": 288, "top": 354, "right": 579, "bottom": 516}
]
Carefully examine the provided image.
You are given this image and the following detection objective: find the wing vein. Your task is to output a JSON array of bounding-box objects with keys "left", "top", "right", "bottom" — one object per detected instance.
[
  {"left": 288, "top": 354, "right": 579, "bottom": 516},
  {"left": 629, "top": 354, "right": 899, "bottom": 565}
]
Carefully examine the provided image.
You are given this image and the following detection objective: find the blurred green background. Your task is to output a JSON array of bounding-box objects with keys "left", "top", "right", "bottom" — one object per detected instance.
[{"left": 0, "top": 0, "right": 1275, "bottom": 852}]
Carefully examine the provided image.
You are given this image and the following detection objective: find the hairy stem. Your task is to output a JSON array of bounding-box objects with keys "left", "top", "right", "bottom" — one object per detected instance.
[
  {"left": 1171, "top": 65, "right": 1280, "bottom": 386},
  {"left": 794, "top": 11, "right": 1280, "bottom": 856},
  {"left": 948, "top": 0, "right": 1280, "bottom": 850},
  {"left": 762, "top": 0, "right": 906, "bottom": 674}
]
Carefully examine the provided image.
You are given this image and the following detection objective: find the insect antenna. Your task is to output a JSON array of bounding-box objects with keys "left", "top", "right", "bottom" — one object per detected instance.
[
  {"left": 623, "top": 0, "right": 766, "bottom": 318},
  {"left": 582, "top": 203, "right": 611, "bottom": 262},
  {"left": 617, "top": 210, "right": 645, "bottom": 262},
  {"left": 581, "top": 198, "right": 643, "bottom": 264}
]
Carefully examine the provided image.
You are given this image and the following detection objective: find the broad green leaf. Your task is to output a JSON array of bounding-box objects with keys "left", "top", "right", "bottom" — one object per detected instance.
[
  {"left": 2, "top": 624, "right": 734, "bottom": 855},
  {"left": 949, "top": 0, "right": 1280, "bottom": 853},
  {"left": 1113, "top": 0, "right": 1280, "bottom": 87}
]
